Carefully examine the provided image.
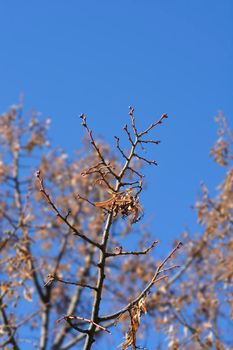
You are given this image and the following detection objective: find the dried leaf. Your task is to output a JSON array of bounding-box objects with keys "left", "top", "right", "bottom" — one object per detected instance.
[
  {"left": 23, "top": 288, "right": 33, "bottom": 302},
  {"left": 118, "top": 296, "right": 147, "bottom": 349},
  {"left": 94, "top": 188, "right": 143, "bottom": 223}
]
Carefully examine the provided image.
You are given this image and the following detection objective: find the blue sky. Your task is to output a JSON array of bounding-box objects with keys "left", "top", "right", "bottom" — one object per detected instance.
[
  {"left": 1, "top": 0, "right": 232, "bottom": 246},
  {"left": 0, "top": 1, "right": 232, "bottom": 346}
]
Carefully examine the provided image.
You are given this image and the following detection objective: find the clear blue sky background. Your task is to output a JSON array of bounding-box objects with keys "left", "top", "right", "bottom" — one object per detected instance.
[{"left": 0, "top": 1, "right": 232, "bottom": 348}]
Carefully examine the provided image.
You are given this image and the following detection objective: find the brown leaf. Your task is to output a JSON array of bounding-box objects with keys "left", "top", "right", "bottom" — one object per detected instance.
[
  {"left": 23, "top": 288, "right": 33, "bottom": 302},
  {"left": 118, "top": 296, "right": 147, "bottom": 349}
]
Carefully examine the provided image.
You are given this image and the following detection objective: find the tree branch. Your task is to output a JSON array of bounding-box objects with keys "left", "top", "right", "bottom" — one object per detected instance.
[
  {"left": 0, "top": 296, "right": 20, "bottom": 350},
  {"left": 99, "top": 242, "right": 182, "bottom": 322},
  {"left": 36, "top": 170, "right": 101, "bottom": 249},
  {"left": 57, "top": 315, "right": 111, "bottom": 334},
  {"left": 44, "top": 274, "right": 97, "bottom": 291},
  {"left": 80, "top": 114, "right": 119, "bottom": 180},
  {"left": 105, "top": 240, "right": 158, "bottom": 258}
]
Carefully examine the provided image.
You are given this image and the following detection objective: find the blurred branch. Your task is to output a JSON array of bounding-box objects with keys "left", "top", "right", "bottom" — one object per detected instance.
[
  {"left": 0, "top": 295, "right": 20, "bottom": 350},
  {"left": 36, "top": 170, "right": 101, "bottom": 249},
  {"left": 52, "top": 250, "right": 95, "bottom": 349}
]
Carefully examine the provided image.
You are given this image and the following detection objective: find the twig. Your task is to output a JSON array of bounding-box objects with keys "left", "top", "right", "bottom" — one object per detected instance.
[
  {"left": 139, "top": 139, "right": 161, "bottom": 145},
  {"left": 171, "top": 305, "right": 209, "bottom": 350},
  {"left": 158, "top": 264, "right": 180, "bottom": 274},
  {"left": 99, "top": 242, "right": 183, "bottom": 322},
  {"left": 82, "top": 162, "right": 115, "bottom": 191},
  {"left": 129, "top": 106, "right": 139, "bottom": 137},
  {"left": 0, "top": 209, "right": 18, "bottom": 230},
  {"left": 138, "top": 113, "right": 168, "bottom": 138},
  {"left": 114, "top": 135, "right": 129, "bottom": 161},
  {"left": 167, "top": 241, "right": 206, "bottom": 287},
  {"left": 16, "top": 309, "right": 41, "bottom": 328},
  {"left": 59, "top": 317, "right": 89, "bottom": 334},
  {"left": 0, "top": 296, "right": 20, "bottom": 350},
  {"left": 123, "top": 124, "right": 134, "bottom": 145},
  {"left": 44, "top": 274, "right": 97, "bottom": 291},
  {"left": 106, "top": 240, "right": 158, "bottom": 258},
  {"left": 81, "top": 161, "right": 106, "bottom": 176},
  {"left": 53, "top": 232, "right": 69, "bottom": 275},
  {"left": 76, "top": 194, "right": 96, "bottom": 207},
  {"left": 119, "top": 180, "right": 141, "bottom": 187},
  {"left": 134, "top": 153, "right": 158, "bottom": 166},
  {"left": 127, "top": 166, "right": 144, "bottom": 179},
  {"left": 80, "top": 114, "right": 118, "bottom": 179},
  {"left": 57, "top": 315, "right": 111, "bottom": 334},
  {"left": 59, "top": 320, "right": 116, "bottom": 350},
  {"left": 36, "top": 170, "right": 101, "bottom": 249},
  {"left": 52, "top": 251, "right": 95, "bottom": 349}
]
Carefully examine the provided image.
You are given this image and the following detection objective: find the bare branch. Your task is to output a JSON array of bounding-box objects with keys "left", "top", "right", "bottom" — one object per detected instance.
[
  {"left": 134, "top": 153, "right": 158, "bottom": 166},
  {"left": 158, "top": 264, "right": 180, "bottom": 274},
  {"left": 52, "top": 251, "right": 95, "bottom": 349},
  {"left": 138, "top": 113, "right": 168, "bottom": 138},
  {"left": 127, "top": 166, "right": 144, "bottom": 179},
  {"left": 36, "top": 170, "right": 101, "bottom": 249},
  {"left": 57, "top": 315, "right": 111, "bottom": 334},
  {"left": 81, "top": 161, "right": 107, "bottom": 176},
  {"left": 44, "top": 274, "right": 97, "bottom": 291},
  {"left": 139, "top": 139, "right": 161, "bottom": 145},
  {"left": 53, "top": 232, "right": 69, "bottom": 275},
  {"left": 123, "top": 124, "right": 134, "bottom": 145},
  {"left": 129, "top": 106, "right": 139, "bottom": 137},
  {"left": 100, "top": 242, "right": 183, "bottom": 322},
  {"left": 66, "top": 320, "right": 88, "bottom": 334},
  {"left": 114, "top": 135, "right": 129, "bottom": 160},
  {"left": 171, "top": 305, "right": 209, "bottom": 350},
  {"left": 82, "top": 162, "right": 116, "bottom": 191},
  {"left": 119, "top": 180, "right": 141, "bottom": 187},
  {"left": 80, "top": 114, "right": 119, "bottom": 179},
  {"left": 0, "top": 209, "right": 18, "bottom": 230},
  {"left": 106, "top": 240, "right": 158, "bottom": 258},
  {"left": 76, "top": 193, "right": 96, "bottom": 207},
  {"left": 59, "top": 320, "right": 116, "bottom": 350},
  {"left": 0, "top": 296, "right": 20, "bottom": 350}
]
